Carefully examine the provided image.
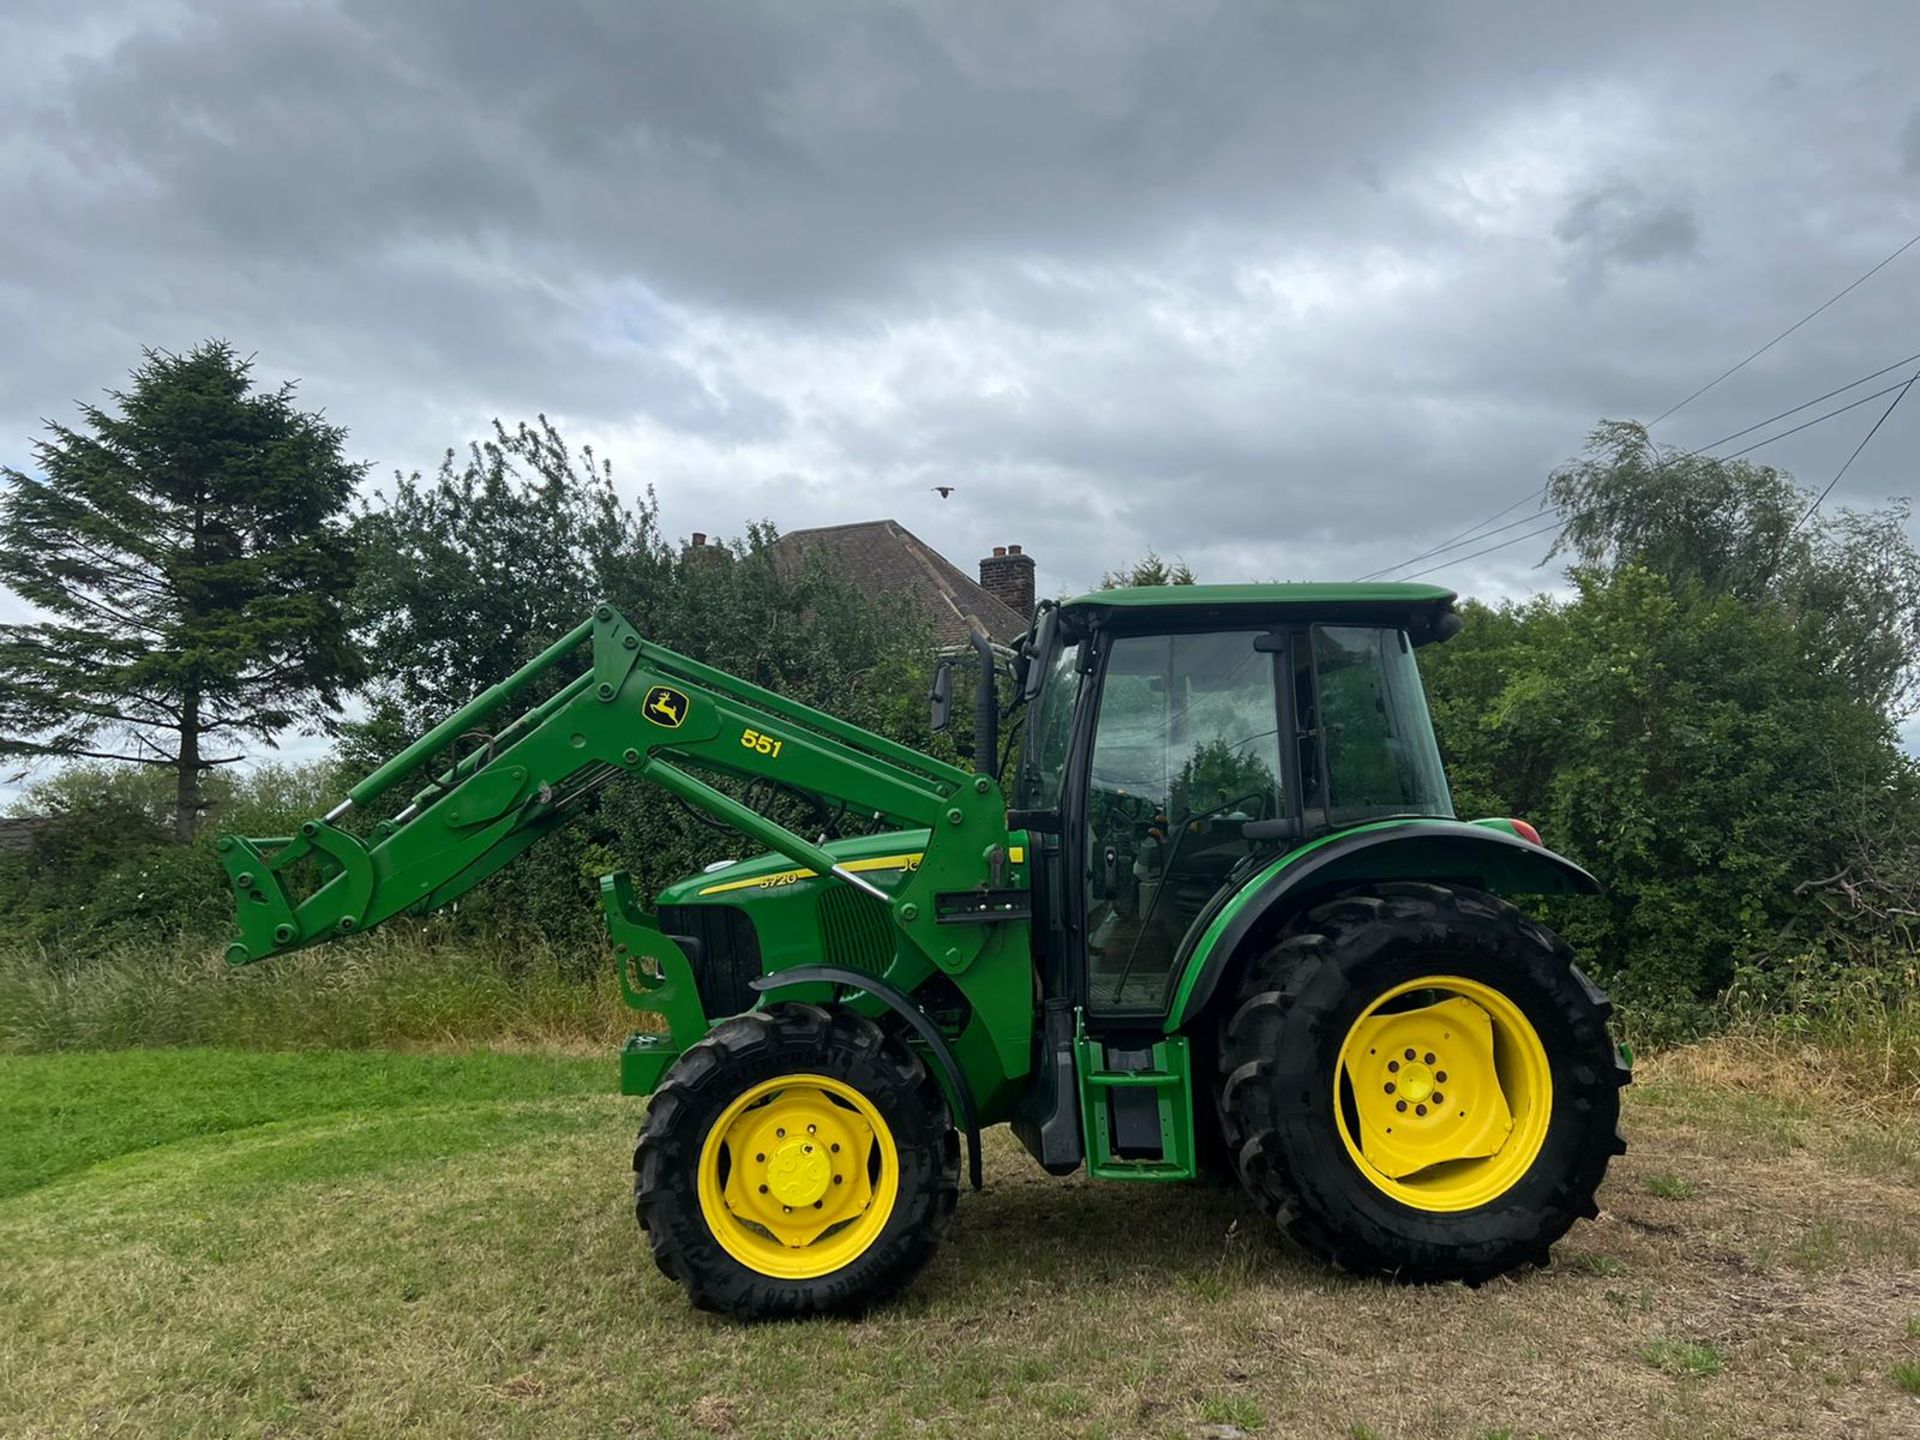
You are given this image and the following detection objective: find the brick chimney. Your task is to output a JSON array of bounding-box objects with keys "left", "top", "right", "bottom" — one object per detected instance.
[{"left": 978, "top": 542, "right": 1036, "bottom": 619}]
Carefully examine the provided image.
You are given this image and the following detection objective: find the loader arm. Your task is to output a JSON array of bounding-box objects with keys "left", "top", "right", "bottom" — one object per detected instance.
[{"left": 218, "top": 605, "right": 1018, "bottom": 997}]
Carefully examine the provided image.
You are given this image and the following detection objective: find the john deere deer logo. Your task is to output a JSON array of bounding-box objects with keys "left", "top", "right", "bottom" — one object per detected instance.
[{"left": 643, "top": 685, "right": 690, "bottom": 729}]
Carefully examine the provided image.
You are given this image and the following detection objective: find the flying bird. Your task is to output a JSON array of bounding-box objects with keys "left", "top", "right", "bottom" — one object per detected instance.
[{"left": 933, "top": 485, "right": 955, "bottom": 498}]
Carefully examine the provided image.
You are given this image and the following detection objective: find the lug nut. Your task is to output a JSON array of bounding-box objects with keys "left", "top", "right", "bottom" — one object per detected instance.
[
  {"left": 807, "top": 1124, "right": 816, "bottom": 1134},
  {"left": 1405, "top": 1048, "right": 1416, "bottom": 1060},
  {"left": 755, "top": 1153, "right": 766, "bottom": 1163},
  {"left": 813, "top": 1200, "right": 823, "bottom": 1209},
  {"left": 1416, "top": 1104, "right": 1428, "bottom": 1117},
  {"left": 1435, "top": 1071, "right": 1448, "bottom": 1083},
  {"left": 1388, "top": 1060, "right": 1400, "bottom": 1073},
  {"left": 831, "top": 1143, "right": 841, "bottom": 1153},
  {"left": 776, "top": 1128, "right": 785, "bottom": 1138},
  {"left": 783, "top": 1205, "right": 792, "bottom": 1214},
  {"left": 1424, "top": 1052, "right": 1436, "bottom": 1065},
  {"left": 1384, "top": 1082, "right": 1395, "bottom": 1094},
  {"left": 1432, "top": 1092, "right": 1444, "bottom": 1104},
  {"left": 758, "top": 1184, "right": 768, "bottom": 1193},
  {"left": 1396, "top": 1100, "right": 1408, "bottom": 1113},
  {"left": 833, "top": 1175, "right": 843, "bottom": 1184}
]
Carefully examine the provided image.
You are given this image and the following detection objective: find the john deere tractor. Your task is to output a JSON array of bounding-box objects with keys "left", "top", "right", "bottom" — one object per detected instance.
[{"left": 221, "top": 582, "right": 1627, "bottom": 1319}]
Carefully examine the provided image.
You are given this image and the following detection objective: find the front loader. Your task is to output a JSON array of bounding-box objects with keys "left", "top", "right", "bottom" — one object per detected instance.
[{"left": 222, "top": 584, "right": 1628, "bottom": 1319}]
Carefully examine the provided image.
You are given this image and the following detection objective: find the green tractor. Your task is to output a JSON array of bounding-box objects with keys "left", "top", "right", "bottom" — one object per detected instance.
[{"left": 221, "top": 582, "right": 1628, "bottom": 1319}]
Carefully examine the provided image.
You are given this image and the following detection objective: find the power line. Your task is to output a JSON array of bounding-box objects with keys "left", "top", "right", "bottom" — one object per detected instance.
[
  {"left": 1366, "top": 351, "right": 1916, "bottom": 580},
  {"left": 1395, "top": 367, "right": 1920, "bottom": 585},
  {"left": 1362, "top": 228, "right": 1920, "bottom": 582},
  {"left": 1649, "top": 227, "right": 1920, "bottom": 425},
  {"left": 1396, "top": 516, "right": 1565, "bottom": 583},
  {"left": 1689, "top": 348, "right": 1920, "bottom": 452},
  {"left": 1716, "top": 377, "right": 1912, "bottom": 461},
  {"left": 1354, "top": 490, "right": 1545, "bottom": 581},
  {"left": 1359, "top": 502, "right": 1554, "bottom": 580},
  {"left": 1785, "top": 366, "right": 1920, "bottom": 543},
  {"left": 1374, "top": 341, "right": 1920, "bottom": 579}
]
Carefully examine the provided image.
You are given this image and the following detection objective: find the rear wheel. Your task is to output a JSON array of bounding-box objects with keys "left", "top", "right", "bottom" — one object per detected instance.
[
  {"left": 1217, "top": 882, "right": 1628, "bottom": 1281},
  {"left": 635, "top": 1003, "right": 959, "bottom": 1319}
]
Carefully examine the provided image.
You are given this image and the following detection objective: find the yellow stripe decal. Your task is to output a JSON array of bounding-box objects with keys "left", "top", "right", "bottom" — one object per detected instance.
[{"left": 697, "top": 853, "right": 925, "bottom": 896}]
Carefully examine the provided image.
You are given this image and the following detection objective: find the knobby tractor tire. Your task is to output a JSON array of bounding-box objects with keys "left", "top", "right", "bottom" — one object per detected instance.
[
  {"left": 634, "top": 1003, "right": 959, "bottom": 1319},
  {"left": 1217, "top": 882, "right": 1629, "bottom": 1283}
]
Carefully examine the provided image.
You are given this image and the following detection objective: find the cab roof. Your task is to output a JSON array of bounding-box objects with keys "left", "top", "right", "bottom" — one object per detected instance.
[
  {"left": 1060, "top": 581, "right": 1456, "bottom": 612},
  {"left": 1055, "top": 582, "right": 1459, "bottom": 643}
]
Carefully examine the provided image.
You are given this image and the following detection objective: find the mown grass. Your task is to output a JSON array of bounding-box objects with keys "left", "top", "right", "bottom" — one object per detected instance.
[
  {"left": 6, "top": 1046, "right": 1920, "bottom": 1439},
  {"left": 0, "top": 933, "right": 632, "bottom": 1055},
  {"left": 0, "top": 1048, "right": 608, "bottom": 1200}
]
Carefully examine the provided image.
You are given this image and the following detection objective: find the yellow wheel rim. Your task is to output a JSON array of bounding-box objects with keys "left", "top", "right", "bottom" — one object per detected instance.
[
  {"left": 1334, "top": 975, "right": 1552, "bottom": 1212},
  {"left": 696, "top": 1073, "right": 899, "bottom": 1280}
]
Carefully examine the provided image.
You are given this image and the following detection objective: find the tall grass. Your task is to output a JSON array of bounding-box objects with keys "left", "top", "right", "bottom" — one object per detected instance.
[
  {"left": 5, "top": 928, "right": 1917, "bottom": 1108},
  {"left": 1720, "top": 956, "right": 1920, "bottom": 1109},
  {"left": 0, "top": 931, "right": 634, "bottom": 1054}
]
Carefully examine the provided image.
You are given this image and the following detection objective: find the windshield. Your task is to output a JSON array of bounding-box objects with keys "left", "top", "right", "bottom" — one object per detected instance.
[
  {"left": 1090, "top": 631, "right": 1281, "bottom": 815},
  {"left": 1309, "top": 625, "right": 1453, "bottom": 823}
]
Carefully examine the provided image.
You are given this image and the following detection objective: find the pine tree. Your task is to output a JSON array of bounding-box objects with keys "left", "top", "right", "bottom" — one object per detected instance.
[
  {"left": 1099, "top": 549, "right": 1196, "bottom": 589},
  {"left": 0, "top": 342, "right": 364, "bottom": 842}
]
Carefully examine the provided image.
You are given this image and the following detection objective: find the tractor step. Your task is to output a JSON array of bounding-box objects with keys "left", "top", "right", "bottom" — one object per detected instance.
[{"left": 1073, "top": 1009, "right": 1197, "bottom": 1181}]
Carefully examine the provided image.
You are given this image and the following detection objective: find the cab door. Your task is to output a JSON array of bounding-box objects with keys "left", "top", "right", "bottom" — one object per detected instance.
[{"left": 1074, "top": 629, "right": 1287, "bottom": 1019}]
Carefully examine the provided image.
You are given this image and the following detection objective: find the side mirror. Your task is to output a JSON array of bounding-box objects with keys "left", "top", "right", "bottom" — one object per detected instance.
[
  {"left": 1018, "top": 606, "right": 1058, "bottom": 704},
  {"left": 929, "top": 657, "right": 955, "bottom": 733}
]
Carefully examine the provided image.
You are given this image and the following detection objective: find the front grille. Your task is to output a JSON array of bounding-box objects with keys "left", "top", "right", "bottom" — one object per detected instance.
[{"left": 657, "top": 902, "right": 762, "bottom": 1018}]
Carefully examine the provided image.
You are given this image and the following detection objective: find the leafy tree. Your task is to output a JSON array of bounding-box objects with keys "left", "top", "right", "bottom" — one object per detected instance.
[
  {"left": 349, "top": 416, "right": 665, "bottom": 741},
  {"left": 0, "top": 342, "right": 363, "bottom": 842},
  {"left": 1548, "top": 420, "right": 1920, "bottom": 716},
  {"left": 1422, "top": 564, "right": 1902, "bottom": 1029},
  {"left": 1100, "top": 550, "right": 1196, "bottom": 589}
]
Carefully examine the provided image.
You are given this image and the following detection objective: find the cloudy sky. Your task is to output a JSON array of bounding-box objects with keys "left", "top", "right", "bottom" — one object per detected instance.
[{"left": 5, "top": 0, "right": 1919, "bottom": 611}]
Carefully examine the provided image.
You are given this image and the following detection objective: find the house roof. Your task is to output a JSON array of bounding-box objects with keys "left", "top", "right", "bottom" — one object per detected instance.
[{"left": 773, "top": 519, "right": 1029, "bottom": 646}]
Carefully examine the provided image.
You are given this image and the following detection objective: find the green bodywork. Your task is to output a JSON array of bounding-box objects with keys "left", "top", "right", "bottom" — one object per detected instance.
[
  {"left": 1161, "top": 816, "right": 1600, "bottom": 1031},
  {"left": 219, "top": 585, "right": 1595, "bottom": 1183}
]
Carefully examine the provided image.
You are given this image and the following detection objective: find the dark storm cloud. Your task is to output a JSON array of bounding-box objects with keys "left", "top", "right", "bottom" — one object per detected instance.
[
  {"left": 1556, "top": 180, "right": 1700, "bottom": 284},
  {"left": 3, "top": 0, "right": 1919, "bottom": 616}
]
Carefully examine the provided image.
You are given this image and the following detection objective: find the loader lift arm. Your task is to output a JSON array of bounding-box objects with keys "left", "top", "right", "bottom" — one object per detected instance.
[{"left": 218, "top": 605, "right": 1020, "bottom": 1016}]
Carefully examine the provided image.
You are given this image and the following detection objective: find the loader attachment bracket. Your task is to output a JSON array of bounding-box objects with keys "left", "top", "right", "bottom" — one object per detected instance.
[{"left": 220, "top": 819, "right": 376, "bottom": 963}]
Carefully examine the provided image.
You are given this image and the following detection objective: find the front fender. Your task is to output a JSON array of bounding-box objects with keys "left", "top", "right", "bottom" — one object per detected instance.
[{"left": 1164, "top": 819, "right": 1599, "bottom": 1032}]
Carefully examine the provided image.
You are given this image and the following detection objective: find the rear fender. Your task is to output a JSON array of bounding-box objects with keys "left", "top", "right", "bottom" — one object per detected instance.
[{"left": 1164, "top": 820, "right": 1599, "bottom": 1032}]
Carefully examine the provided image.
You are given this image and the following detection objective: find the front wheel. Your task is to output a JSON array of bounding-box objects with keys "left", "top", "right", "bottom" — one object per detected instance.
[
  {"left": 1217, "top": 882, "right": 1628, "bottom": 1282},
  {"left": 634, "top": 1003, "right": 959, "bottom": 1319}
]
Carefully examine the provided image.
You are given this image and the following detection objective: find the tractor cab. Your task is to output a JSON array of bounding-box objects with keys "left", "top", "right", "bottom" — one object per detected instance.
[{"left": 1010, "top": 584, "right": 1464, "bottom": 1025}]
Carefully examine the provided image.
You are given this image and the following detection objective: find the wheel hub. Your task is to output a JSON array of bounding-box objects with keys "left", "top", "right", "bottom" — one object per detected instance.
[
  {"left": 1334, "top": 977, "right": 1553, "bottom": 1211},
  {"left": 766, "top": 1136, "right": 832, "bottom": 1208},
  {"left": 1395, "top": 1060, "right": 1435, "bottom": 1103},
  {"left": 697, "top": 1074, "right": 898, "bottom": 1278}
]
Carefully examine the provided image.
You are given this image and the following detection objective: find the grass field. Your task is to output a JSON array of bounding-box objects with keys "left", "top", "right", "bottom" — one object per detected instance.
[{"left": 4, "top": 1045, "right": 1919, "bottom": 1440}]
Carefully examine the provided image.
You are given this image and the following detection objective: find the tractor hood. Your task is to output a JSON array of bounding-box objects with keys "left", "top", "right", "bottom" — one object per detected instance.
[{"left": 656, "top": 828, "right": 933, "bottom": 906}]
